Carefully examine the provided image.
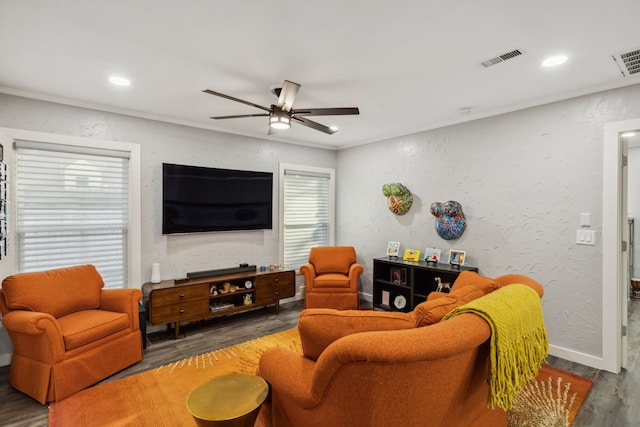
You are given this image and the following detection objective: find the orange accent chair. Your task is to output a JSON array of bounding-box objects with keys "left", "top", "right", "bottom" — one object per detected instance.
[
  {"left": 0, "top": 264, "right": 143, "bottom": 403},
  {"left": 300, "top": 246, "right": 363, "bottom": 310},
  {"left": 256, "top": 273, "right": 545, "bottom": 427}
]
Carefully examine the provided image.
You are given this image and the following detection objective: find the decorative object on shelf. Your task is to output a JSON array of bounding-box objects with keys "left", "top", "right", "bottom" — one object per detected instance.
[
  {"left": 386, "top": 241, "right": 400, "bottom": 257},
  {"left": 434, "top": 277, "right": 451, "bottom": 293},
  {"left": 390, "top": 267, "right": 407, "bottom": 285},
  {"left": 430, "top": 200, "right": 466, "bottom": 240},
  {"left": 243, "top": 293, "right": 253, "bottom": 305},
  {"left": 403, "top": 249, "right": 421, "bottom": 262},
  {"left": 424, "top": 247, "right": 442, "bottom": 264},
  {"left": 221, "top": 282, "right": 231, "bottom": 293},
  {"left": 393, "top": 294, "right": 407, "bottom": 310},
  {"left": 448, "top": 249, "right": 466, "bottom": 267},
  {"left": 150, "top": 263, "right": 161, "bottom": 284},
  {"left": 244, "top": 280, "right": 253, "bottom": 289},
  {"left": 382, "top": 183, "right": 413, "bottom": 215},
  {"left": 381, "top": 290, "right": 391, "bottom": 306}
]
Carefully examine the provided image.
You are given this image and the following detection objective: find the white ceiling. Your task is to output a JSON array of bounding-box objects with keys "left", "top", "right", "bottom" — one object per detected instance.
[{"left": 1, "top": 1, "right": 639, "bottom": 149}]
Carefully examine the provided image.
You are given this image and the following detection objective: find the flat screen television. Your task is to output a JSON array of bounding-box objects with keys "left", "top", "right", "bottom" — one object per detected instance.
[{"left": 162, "top": 163, "right": 273, "bottom": 234}]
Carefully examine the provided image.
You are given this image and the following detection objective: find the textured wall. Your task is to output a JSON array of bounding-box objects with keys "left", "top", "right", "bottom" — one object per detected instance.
[
  {"left": 337, "top": 84, "right": 640, "bottom": 360},
  {"left": 0, "top": 94, "right": 337, "bottom": 282},
  {"left": 628, "top": 146, "right": 640, "bottom": 278}
]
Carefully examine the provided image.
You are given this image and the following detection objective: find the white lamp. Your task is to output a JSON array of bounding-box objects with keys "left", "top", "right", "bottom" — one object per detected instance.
[{"left": 269, "top": 111, "right": 291, "bottom": 130}]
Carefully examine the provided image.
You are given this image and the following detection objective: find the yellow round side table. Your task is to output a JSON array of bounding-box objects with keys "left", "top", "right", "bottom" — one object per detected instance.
[{"left": 186, "top": 373, "right": 269, "bottom": 427}]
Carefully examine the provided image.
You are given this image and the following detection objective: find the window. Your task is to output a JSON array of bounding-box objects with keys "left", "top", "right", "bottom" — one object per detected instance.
[
  {"left": 280, "top": 164, "right": 334, "bottom": 270},
  {"left": 14, "top": 139, "right": 137, "bottom": 288}
]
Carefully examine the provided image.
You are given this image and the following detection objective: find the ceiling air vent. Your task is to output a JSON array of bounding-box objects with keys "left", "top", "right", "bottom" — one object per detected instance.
[
  {"left": 481, "top": 49, "right": 522, "bottom": 68},
  {"left": 612, "top": 48, "right": 640, "bottom": 76}
]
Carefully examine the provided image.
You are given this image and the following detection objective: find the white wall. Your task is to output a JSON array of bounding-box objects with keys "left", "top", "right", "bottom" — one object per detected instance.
[
  {"left": 336, "top": 83, "right": 640, "bottom": 365},
  {"left": 628, "top": 145, "right": 640, "bottom": 278},
  {"left": 0, "top": 93, "right": 337, "bottom": 364}
]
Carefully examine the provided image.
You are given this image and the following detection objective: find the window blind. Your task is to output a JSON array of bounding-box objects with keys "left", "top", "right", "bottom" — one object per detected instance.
[
  {"left": 283, "top": 169, "right": 331, "bottom": 270},
  {"left": 15, "top": 145, "right": 129, "bottom": 288}
]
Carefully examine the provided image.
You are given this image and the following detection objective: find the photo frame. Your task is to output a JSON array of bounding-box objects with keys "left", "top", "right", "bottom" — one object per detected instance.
[
  {"left": 448, "top": 249, "right": 466, "bottom": 266},
  {"left": 381, "top": 290, "right": 391, "bottom": 306},
  {"left": 386, "top": 241, "right": 401, "bottom": 257},
  {"left": 424, "top": 247, "right": 442, "bottom": 263},
  {"left": 403, "top": 249, "right": 421, "bottom": 262}
]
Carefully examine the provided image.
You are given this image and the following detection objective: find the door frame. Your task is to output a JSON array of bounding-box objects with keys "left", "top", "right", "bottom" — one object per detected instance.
[{"left": 603, "top": 118, "right": 640, "bottom": 373}]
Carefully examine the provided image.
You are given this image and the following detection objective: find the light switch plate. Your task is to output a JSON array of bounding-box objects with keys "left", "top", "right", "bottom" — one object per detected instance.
[
  {"left": 576, "top": 229, "right": 595, "bottom": 245},
  {"left": 580, "top": 213, "right": 591, "bottom": 227}
]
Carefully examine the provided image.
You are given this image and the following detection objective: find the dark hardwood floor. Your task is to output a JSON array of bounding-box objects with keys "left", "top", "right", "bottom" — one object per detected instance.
[{"left": 1, "top": 298, "right": 639, "bottom": 426}]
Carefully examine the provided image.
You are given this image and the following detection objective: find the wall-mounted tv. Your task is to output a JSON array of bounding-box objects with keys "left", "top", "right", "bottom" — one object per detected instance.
[{"left": 162, "top": 163, "right": 273, "bottom": 234}]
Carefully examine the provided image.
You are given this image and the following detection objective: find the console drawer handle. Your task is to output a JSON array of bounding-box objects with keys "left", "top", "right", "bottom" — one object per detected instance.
[
  {"left": 274, "top": 278, "right": 279, "bottom": 282},
  {"left": 179, "top": 309, "right": 185, "bottom": 314},
  {"left": 179, "top": 293, "right": 185, "bottom": 298}
]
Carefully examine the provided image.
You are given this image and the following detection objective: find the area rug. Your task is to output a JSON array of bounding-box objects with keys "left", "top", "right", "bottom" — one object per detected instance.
[
  {"left": 508, "top": 364, "right": 593, "bottom": 427},
  {"left": 49, "top": 328, "right": 591, "bottom": 427}
]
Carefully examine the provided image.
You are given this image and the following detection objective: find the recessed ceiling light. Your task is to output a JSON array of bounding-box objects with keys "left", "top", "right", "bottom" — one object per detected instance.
[
  {"left": 621, "top": 132, "right": 637, "bottom": 138},
  {"left": 329, "top": 126, "right": 339, "bottom": 132},
  {"left": 109, "top": 76, "right": 131, "bottom": 86},
  {"left": 542, "top": 55, "right": 568, "bottom": 67}
]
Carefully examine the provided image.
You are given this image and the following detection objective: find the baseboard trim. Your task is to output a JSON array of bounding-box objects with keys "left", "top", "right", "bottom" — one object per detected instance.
[
  {"left": 548, "top": 344, "right": 607, "bottom": 372},
  {"left": 0, "top": 352, "right": 11, "bottom": 367}
]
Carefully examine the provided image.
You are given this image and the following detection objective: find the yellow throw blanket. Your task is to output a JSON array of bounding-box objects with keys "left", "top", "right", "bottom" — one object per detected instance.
[{"left": 442, "top": 284, "right": 548, "bottom": 411}]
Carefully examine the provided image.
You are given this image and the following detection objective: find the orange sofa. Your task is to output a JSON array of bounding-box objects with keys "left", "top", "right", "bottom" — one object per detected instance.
[
  {"left": 300, "top": 246, "right": 363, "bottom": 309},
  {"left": 0, "top": 264, "right": 143, "bottom": 403},
  {"left": 256, "top": 272, "right": 545, "bottom": 427}
]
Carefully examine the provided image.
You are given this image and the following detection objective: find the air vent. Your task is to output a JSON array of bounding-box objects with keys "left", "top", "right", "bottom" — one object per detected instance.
[
  {"left": 612, "top": 49, "right": 640, "bottom": 76},
  {"left": 481, "top": 49, "right": 522, "bottom": 68}
]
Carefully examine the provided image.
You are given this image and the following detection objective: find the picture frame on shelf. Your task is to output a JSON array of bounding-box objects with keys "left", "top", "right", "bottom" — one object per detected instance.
[
  {"left": 386, "top": 241, "right": 401, "bottom": 257},
  {"left": 403, "top": 249, "right": 421, "bottom": 262},
  {"left": 424, "top": 247, "right": 442, "bottom": 264},
  {"left": 381, "top": 290, "right": 391, "bottom": 307},
  {"left": 390, "top": 267, "right": 407, "bottom": 285},
  {"left": 448, "top": 249, "right": 466, "bottom": 266}
]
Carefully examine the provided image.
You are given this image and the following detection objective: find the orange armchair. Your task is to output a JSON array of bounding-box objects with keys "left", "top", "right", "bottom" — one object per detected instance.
[
  {"left": 0, "top": 264, "right": 143, "bottom": 403},
  {"left": 300, "top": 246, "right": 363, "bottom": 310}
]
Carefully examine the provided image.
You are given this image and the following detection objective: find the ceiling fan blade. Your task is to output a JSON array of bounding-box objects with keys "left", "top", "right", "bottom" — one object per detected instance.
[
  {"left": 276, "top": 80, "right": 301, "bottom": 112},
  {"left": 292, "top": 116, "right": 336, "bottom": 135},
  {"left": 203, "top": 89, "right": 272, "bottom": 113},
  {"left": 292, "top": 107, "right": 360, "bottom": 116},
  {"left": 210, "top": 113, "right": 270, "bottom": 120}
]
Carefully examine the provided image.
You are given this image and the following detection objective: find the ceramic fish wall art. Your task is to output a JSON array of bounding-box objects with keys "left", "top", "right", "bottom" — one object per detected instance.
[
  {"left": 431, "top": 200, "right": 466, "bottom": 240},
  {"left": 382, "top": 183, "right": 413, "bottom": 215}
]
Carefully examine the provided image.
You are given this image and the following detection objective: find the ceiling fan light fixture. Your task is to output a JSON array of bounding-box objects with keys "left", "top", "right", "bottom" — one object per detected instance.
[{"left": 269, "top": 111, "right": 291, "bottom": 130}]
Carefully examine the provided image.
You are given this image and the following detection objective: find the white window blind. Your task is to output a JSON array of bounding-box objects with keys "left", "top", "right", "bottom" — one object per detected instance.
[
  {"left": 15, "top": 144, "right": 129, "bottom": 288},
  {"left": 283, "top": 169, "right": 332, "bottom": 270}
]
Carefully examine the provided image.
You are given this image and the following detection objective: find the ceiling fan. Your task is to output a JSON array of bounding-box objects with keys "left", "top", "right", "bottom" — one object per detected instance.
[{"left": 203, "top": 80, "right": 359, "bottom": 135}]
